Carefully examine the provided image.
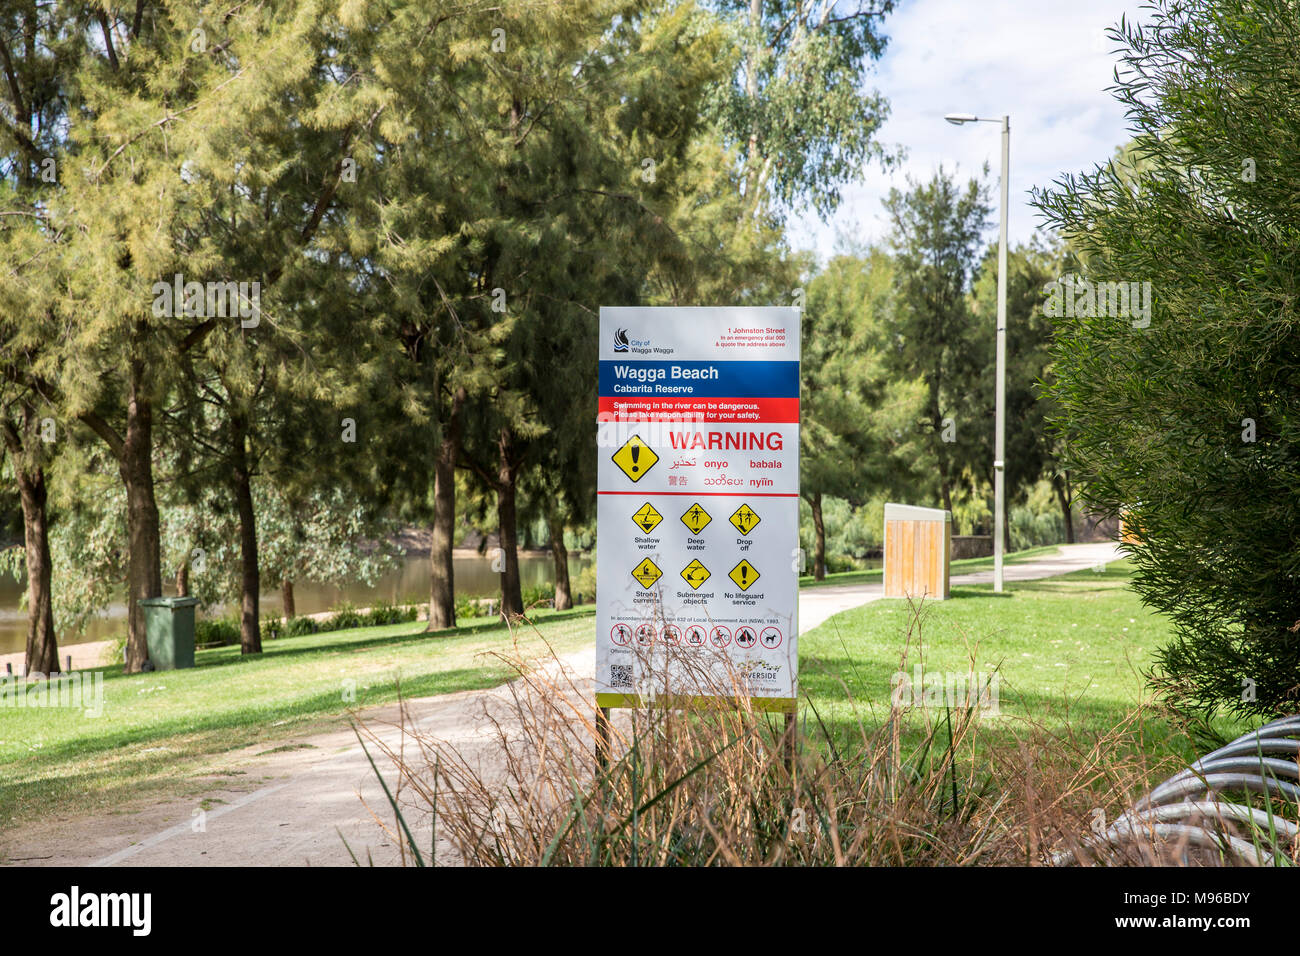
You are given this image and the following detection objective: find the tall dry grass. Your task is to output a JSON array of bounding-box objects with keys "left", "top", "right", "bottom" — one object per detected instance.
[{"left": 348, "top": 605, "right": 1298, "bottom": 867}]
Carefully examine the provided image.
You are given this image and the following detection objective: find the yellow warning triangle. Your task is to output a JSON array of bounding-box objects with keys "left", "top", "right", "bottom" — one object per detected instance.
[
  {"left": 680, "top": 502, "right": 712, "bottom": 534},
  {"left": 728, "top": 559, "right": 759, "bottom": 591},
  {"left": 729, "top": 503, "right": 761, "bottom": 536},
  {"left": 612, "top": 435, "right": 658, "bottom": 482},
  {"left": 631, "top": 557, "right": 662, "bottom": 589},
  {"left": 680, "top": 559, "right": 710, "bottom": 589}
]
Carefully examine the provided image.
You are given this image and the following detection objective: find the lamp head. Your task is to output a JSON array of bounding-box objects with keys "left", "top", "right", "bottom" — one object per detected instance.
[{"left": 944, "top": 113, "right": 978, "bottom": 125}]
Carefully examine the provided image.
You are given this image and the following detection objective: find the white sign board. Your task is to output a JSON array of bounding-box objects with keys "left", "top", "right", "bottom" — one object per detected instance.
[{"left": 595, "top": 307, "right": 800, "bottom": 711}]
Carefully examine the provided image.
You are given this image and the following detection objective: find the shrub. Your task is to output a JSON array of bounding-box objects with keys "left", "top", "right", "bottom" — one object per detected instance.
[
  {"left": 521, "top": 585, "right": 554, "bottom": 610},
  {"left": 571, "top": 561, "right": 596, "bottom": 603},
  {"left": 282, "top": 615, "right": 319, "bottom": 638},
  {"left": 1034, "top": 0, "right": 1300, "bottom": 717},
  {"left": 454, "top": 596, "right": 489, "bottom": 621},
  {"left": 326, "top": 603, "right": 362, "bottom": 631},
  {"left": 363, "top": 603, "right": 418, "bottom": 627},
  {"left": 194, "top": 616, "right": 239, "bottom": 647}
]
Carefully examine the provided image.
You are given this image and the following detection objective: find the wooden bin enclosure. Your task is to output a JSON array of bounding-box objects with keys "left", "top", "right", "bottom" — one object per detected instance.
[{"left": 883, "top": 503, "right": 951, "bottom": 600}]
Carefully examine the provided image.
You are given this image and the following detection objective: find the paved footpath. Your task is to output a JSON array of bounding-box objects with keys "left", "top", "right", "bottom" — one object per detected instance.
[{"left": 3, "top": 542, "right": 1121, "bottom": 868}]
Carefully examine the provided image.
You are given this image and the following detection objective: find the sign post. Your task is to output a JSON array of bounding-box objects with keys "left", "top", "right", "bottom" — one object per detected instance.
[{"left": 595, "top": 307, "right": 801, "bottom": 748}]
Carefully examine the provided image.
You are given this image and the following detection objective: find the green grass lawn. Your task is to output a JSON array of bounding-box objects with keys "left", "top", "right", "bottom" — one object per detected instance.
[
  {"left": 1, "top": 558, "right": 1244, "bottom": 837},
  {"left": 798, "top": 543, "right": 1063, "bottom": 588},
  {"left": 798, "top": 560, "right": 1249, "bottom": 777},
  {"left": 0, "top": 607, "right": 595, "bottom": 831}
]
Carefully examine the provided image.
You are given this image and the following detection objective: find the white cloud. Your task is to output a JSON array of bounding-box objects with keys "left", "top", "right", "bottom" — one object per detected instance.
[{"left": 787, "top": 0, "right": 1154, "bottom": 261}]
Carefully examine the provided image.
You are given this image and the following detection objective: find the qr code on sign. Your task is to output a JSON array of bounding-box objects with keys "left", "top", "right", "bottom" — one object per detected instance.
[{"left": 610, "top": 664, "right": 633, "bottom": 688}]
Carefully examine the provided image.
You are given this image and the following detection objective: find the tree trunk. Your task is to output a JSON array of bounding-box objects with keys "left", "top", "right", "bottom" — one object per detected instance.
[
  {"left": 3, "top": 411, "right": 58, "bottom": 676},
  {"left": 281, "top": 578, "right": 296, "bottom": 619},
  {"left": 1053, "top": 472, "right": 1075, "bottom": 544},
  {"left": 428, "top": 390, "right": 463, "bottom": 631},
  {"left": 810, "top": 491, "right": 827, "bottom": 581},
  {"left": 937, "top": 459, "right": 955, "bottom": 531},
  {"left": 549, "top": 510, "right": 572, "bottom": 611},
  {"left": 231, "top": 413, "right": 261, "bottom": 654},
  {"left": 176, "top": 560, "right": 190, "bottom": 597},
  {"left": 496, "top": 429, "right": 524, "bottom": 618},
  {"left": 121, "top": 369, "right": 162, "bottom": 673}
]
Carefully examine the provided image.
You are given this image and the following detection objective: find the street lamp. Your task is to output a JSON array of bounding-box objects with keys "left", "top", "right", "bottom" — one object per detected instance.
[{"left": 944, "top": 112, "right": 1009, "bottom": 593}]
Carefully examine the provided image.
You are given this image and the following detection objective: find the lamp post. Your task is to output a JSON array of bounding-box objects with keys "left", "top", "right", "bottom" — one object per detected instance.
[{"left": 944, "top": 112, "right": 1009, "bottom": 593}]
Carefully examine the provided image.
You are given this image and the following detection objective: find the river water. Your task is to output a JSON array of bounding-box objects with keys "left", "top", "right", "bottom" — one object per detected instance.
[{"left": 0, "top": 552, "right": 591, "bottom": 656}]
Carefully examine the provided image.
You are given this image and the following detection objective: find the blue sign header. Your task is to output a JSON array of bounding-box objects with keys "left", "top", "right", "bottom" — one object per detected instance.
[{"left": 599, "top": 360, "right": 799, "bottom": 398}]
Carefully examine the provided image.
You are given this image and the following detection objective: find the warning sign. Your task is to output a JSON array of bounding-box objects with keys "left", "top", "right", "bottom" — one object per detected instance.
[
  {"left": 612, "top": 434, "right": 658, "bottom": 482},
  {"left": 596, "top": 307, "right": 800, "bottom": 711},
  {"left": 680, "top": 502, "right": 712, "bottom": 535},
  {"left": 728, "top": 559, "right": 760, "bottom": 591},
  {"left": 631, "top": 557, "right": 662, "bottom": 589},
  {"left": 632, "top": 502, "right": 663, "bottom": 533},
  {"left": 680, "top": 559, "right": 710, "bottom": 589},
  {"left": 729, "top": 503, "right": 761, "bottom": 536}
]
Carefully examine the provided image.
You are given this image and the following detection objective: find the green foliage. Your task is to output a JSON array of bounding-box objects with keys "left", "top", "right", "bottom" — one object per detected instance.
[
  {"left": 195, "top": 617, "right": 240, "bottom": 648},
  {"left": 326, "top": 604, "right": 363, "bottom": 632},
  {"left": 521, "top": 586, "right": 555, "bottom": 610},
  {"left": 802, "top": 249, "right": 927, "bottom": 503},
  {"left": 970, "top": 237, "right": 1080, "bottom": 513},
  {"left": 798, "top": 495, "right": 880, "bottom": 566},
  {"left": 453, "top": 596, "right": 490, "bottom": 623},
  {"left": 883, "top": 168, "right": 993, "bottom": 523},
  {"left": 1033, "top": 0, "right": 1300, "bottom": 717},
  {"left": 706, "top": 0, "right": 898, "bottom": 220},
  {"left": 282, "top": 616, "right": 320, "bottom": 639},
  {"left": 362, "top": 603, "right": 419, "bottom": 628},
  {"left": 571, "top": 560, "right": 598, "bottom": 604}
]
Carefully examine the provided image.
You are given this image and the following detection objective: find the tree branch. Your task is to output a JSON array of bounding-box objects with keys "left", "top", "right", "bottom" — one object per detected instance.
[
  {"left": 98, "top": 12, "right": 121, "bottom": 71},
  {"left": 0, "top": 29, "right": 26, "bottom": 120},
  {"left": 78, "top": 409, "right": 126, "bottom": 461}
]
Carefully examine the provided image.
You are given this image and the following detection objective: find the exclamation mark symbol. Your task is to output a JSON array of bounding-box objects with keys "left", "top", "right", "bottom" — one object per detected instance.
[
  {"left": 741, "top": 564, "right": 748, "bottom": 585},
  {"left": 630, "top": 443, "right": 640, "bottom": 473}
]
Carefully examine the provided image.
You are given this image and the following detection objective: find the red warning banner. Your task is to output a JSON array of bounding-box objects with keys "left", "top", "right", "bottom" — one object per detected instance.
[{"left": 598, "top": 395, "right": 799, "bottom": 423}]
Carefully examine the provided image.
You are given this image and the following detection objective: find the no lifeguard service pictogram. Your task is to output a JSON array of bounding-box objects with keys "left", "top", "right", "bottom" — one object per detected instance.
[
  {"left": 612, "top": 435, "right": 658, "bottom": 481},
  {"left": 729, "top": 559, "right": 760, "bottom": 591}
]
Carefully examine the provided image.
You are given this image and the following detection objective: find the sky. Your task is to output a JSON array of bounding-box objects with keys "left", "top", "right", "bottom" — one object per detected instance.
[{"left": 787, "top": 0, "right": 1154, "bottom": 261}]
